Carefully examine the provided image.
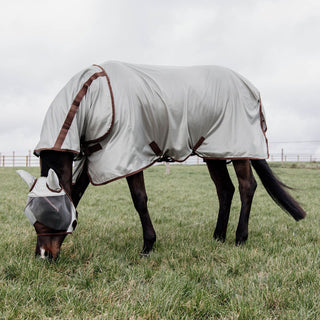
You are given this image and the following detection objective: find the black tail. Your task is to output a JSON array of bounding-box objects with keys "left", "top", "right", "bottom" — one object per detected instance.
[{"left": 251, "top": 159, "right": 306, "bottom": 221}]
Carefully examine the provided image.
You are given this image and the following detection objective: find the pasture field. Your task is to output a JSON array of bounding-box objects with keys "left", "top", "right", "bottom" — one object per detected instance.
[{"left": 1, "top": 163, "right": 320, "bottom": 319}]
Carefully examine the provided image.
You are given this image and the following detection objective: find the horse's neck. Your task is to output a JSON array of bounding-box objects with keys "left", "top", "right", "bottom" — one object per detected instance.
[{"left": 40, "top": 150, "right": 74, "bottom": 195}]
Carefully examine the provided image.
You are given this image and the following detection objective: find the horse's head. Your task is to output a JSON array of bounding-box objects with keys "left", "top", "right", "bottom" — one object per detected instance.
[{"left": 17, "top": 169, "right": 77, "bottom": 260}]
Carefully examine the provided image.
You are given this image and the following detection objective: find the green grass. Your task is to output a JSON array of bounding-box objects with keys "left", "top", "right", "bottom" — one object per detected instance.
[{"left": 1, "top": 163, "right": 320, "bottom": 319}]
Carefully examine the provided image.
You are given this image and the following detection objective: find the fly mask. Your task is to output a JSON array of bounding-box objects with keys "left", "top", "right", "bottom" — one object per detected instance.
[{"left": 17, "top": 169, "right": 77, "bottom": 235}]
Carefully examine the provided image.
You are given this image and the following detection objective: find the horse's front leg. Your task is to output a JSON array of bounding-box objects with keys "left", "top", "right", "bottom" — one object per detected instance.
[{"left": 127, "top": 171, "right": 156, "bottom": 254}]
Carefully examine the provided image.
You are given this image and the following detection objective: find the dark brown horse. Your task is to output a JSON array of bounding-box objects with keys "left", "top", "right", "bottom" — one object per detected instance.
[
  {"left": 22, "top": 150, "right": 305, "bottom": 260},
  {"left": 18, "top": 62, "right": 306, "bottom": 259}
]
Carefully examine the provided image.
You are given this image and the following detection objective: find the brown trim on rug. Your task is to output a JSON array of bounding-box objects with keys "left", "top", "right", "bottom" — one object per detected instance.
[
  {"left": 84, "top": 64, "right": 116, "bottom": 145},
  {"left": 202, "top": 156, "right": 267, "bottom": 161},
  {"left": 88, "top": 160, "right": 160, "bottom": 186},
  {"left": 53, "top": 71, "right": 105, "bottom": 149},
  {"left": 258, "top": 95, "right": 270, "bottom": 158},
  {"left": 53, "top": 66, "right": 114, "bottom": 150},
  {"left": 34, "top": 148, "right": 80, "bottom": 156}
]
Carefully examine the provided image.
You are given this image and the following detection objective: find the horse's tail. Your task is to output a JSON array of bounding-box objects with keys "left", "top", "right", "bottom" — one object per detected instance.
[{"left": 251, "top": 159, "right": 306, "bottom": 221}]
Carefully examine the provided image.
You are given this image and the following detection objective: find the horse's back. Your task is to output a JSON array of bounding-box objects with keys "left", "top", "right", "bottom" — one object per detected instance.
[{"left": 99, "top": 61, "right": 265, "bottom": 160}]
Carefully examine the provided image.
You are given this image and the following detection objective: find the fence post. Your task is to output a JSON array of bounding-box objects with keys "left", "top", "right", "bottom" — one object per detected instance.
[{"left": 166, "top": 162, "right": 170, "bottom": 174}]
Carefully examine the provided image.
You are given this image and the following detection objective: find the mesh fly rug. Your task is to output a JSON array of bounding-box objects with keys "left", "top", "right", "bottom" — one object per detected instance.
[{"left": 35, "top": 61, "right": 269, "bottom": 185}]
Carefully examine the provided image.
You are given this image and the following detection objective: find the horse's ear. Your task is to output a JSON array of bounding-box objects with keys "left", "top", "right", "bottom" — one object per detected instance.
[
  {"left": 17, "top": 170, "right": 36, "bottom": 188},
  {"left": 46, "top": 169, "right": 61, "bottom": 192}
]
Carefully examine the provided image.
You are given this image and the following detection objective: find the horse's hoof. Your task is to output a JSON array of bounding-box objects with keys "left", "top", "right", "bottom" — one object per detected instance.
[
  {"left": 140, "top": 251, "right": 150, "bottom": 257},
  {"left": 140, "top": 246, "right": 152, "bottom": 256},
  {"left": 235, "top": 237, "right": 248, "bottom": 246},
  {"left": 236, "top": 230, "right": 248, "bottom": 246},
  {"left": 213, "top": 232, "right": 226, "bottom": 243},
  {"left": 141, "top": 237, "right": 155, "bottom": 255}
]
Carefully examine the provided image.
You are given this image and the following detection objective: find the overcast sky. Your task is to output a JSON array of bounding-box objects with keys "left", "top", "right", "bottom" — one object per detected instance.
[{"left": 1, "top": 0, "right": 320, "bottom": 158}]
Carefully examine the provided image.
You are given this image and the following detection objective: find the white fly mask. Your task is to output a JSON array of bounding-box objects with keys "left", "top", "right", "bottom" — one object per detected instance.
[{"left": 17, "top": 169, "right": 77, "bottom": 233}]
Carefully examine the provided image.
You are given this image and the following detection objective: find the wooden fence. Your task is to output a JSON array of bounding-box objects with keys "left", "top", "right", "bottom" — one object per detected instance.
[
  {"left": 269, "top": 153, "right": 320, "bottom": 162},
  {"left": 0, "top": 151, "right": 40, "bottom": 167}
]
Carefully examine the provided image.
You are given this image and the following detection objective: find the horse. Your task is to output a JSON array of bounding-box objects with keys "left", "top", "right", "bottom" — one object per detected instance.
[{"left": 18, "top": 61, "right": 306, "bottom": 260}]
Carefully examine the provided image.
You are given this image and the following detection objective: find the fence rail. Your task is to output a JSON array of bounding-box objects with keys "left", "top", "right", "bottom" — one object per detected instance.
[
  {"left": 269, "top": 154, "right": 320, "bottom": 162},
  {"left": 0, "top": 152, "right": 40, "bottom": 167},
  {"left": 1, "top": 151, "right": 320, "bottom": 167}
]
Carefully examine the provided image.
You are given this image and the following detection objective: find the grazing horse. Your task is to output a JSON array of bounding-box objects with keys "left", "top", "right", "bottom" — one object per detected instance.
[{"left": 18, "top": 61, "right": 306, "bottom": 260}]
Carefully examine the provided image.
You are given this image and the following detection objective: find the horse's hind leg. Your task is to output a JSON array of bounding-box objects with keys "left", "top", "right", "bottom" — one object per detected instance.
[
  {"left": 206, "top": 160, "right": 235, "bottom": 242},
  {"left": 232, "top": 160, "right": 257, "bottom": 245},
  {"left": 127, "top": 171, "right": 156, "bottom": 254}
]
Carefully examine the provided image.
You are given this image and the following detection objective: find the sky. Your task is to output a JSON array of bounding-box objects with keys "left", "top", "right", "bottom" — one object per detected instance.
[{"left": 1, "top": 0, "right": 320, "bottom": 159}]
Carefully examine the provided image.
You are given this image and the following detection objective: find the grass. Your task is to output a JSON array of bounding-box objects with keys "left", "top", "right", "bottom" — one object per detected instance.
[{"left": 0, "top": 163, "right": 320, "bottom": 319}]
